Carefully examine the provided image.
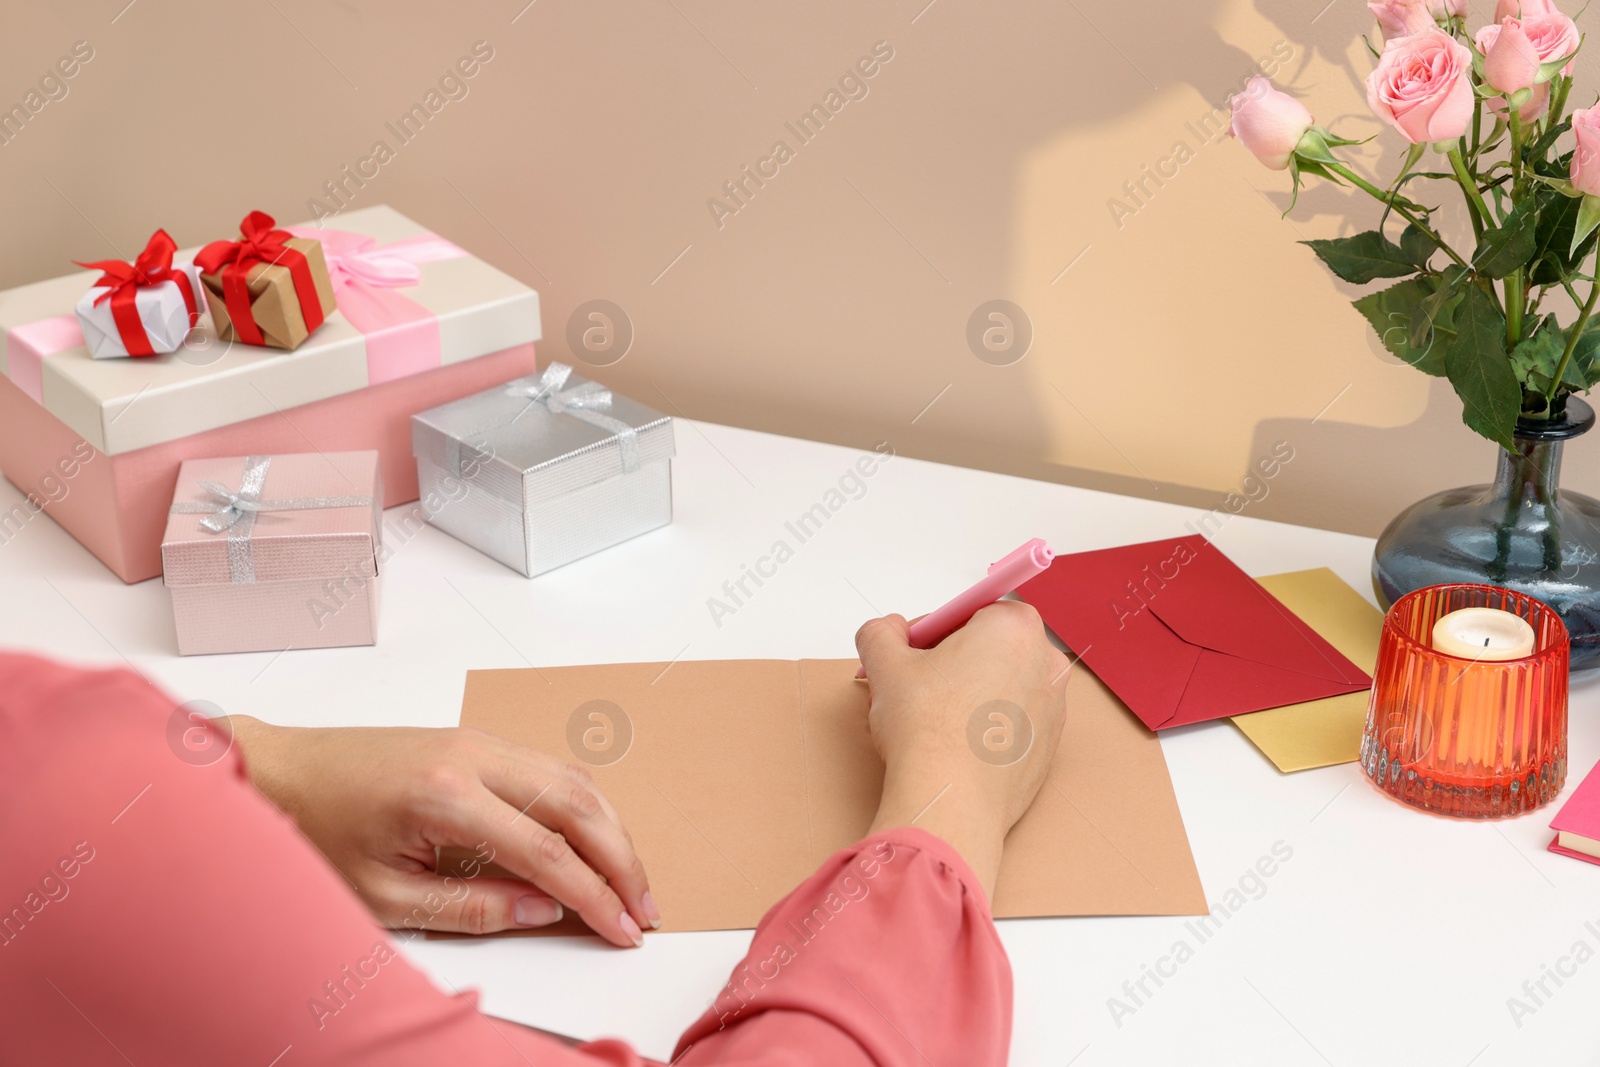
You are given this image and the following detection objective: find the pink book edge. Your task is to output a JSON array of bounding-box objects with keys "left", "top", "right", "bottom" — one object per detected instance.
[
  {"left": 1547, "top": 838, "right": 1600, "bottom": 867},
  {"left": 1548, "top": 757, "right": 1600, "bottom": 836}
]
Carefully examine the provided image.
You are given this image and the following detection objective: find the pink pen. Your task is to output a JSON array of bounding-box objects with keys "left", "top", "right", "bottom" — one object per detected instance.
[
  {"left": 857, "top": 538, "right": 1055, "bottom": 677},
  {"left": 908, "top": 537, "right": 1055, "bottom": 647}
]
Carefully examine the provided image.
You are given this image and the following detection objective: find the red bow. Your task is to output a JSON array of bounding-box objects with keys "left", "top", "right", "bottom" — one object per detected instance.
[
  {"left": 74, "top": 229, "right": 200, "bottom": 358},
  {"left": 195, "top": 210, "right": 326, "bottom": 347}
]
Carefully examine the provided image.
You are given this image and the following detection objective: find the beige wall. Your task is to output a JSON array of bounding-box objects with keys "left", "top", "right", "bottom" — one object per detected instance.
[{"left": 2, "top": 0, "right": 1594, "bottom": 537}]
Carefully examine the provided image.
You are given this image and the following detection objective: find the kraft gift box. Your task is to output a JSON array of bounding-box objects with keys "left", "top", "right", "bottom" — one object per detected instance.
[
  {"left": 162, "top": 452, "right": 383, "bottom": 656},
  {"left": 0, "top": 205, "right": 541, "bottom": 583},
  {"left": 411, "top": 363, "right": 675, "bottom": 576},
  {"left": 196, "top": 214, "right": 338, "bottom": 351}
]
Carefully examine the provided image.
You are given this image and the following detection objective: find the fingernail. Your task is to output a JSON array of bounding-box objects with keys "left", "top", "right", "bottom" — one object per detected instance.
[
  {"left": 619, "top": 910, "right": 645, "bottom": 947},
  {"left": 515, "top": 896, "right": 563, "bottom": 927},
  {"left": 642, "top": 891, "right": 662, "bottom": 929}
]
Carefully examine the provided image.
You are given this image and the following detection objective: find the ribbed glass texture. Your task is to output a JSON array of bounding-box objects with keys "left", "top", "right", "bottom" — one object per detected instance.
[{"left": 1360, "top": 584, "right": 1569, "bottom": 819}]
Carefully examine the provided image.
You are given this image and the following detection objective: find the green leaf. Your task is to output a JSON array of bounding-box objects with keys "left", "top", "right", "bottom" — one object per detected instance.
[
  {"left": 1530, "top": 187, "right": 1600, "bottom": 285},
  {"left": 1567, "top": 328, "right": 1600, "bottom": 390},
  {"left": 1401, "top": 224, "right": 1440, "bottom": 269},
  {"left": 1530, "top": 173, "right": 1581, "bottom": 198},
  {"left": 1572, "top": 195, "right": 1600, "bottom": 258},
  {"left": 1530, "top": 117, "right": 1573, "bottom": 164},
  {"left": 1510, "top": 329, "right": 1569, "bottom": 393},
  {"left": 1390, "top": 143, "right": 1427, "bottom": 191},
  {"left": 1537, "top": 42, "right": 1580, "bottom": 83},
  {"left": 1481, "top": 118, "right": 1509, "bottom": 153},
  {"left": 1472, "top": 197, "right": 1538, "bottom": 279},
  {"left": 1354, "top": 275, "right": 1457, "bottom": 376},
  {"left": 1293, "top": 127, "right": 1341, "bottom": 166},
  {"left": 1302, "top": 230, "right": 1418, "bottom": 284},
  {"left": 1521, "top": 322, "right": 1600, "bottom": 394},
  {"left": 1408, "top": 265, "right": 1468, "bottom": 356},
  {"left": 1444, "top": 283, "right": 1521, "bottom": 449},
  {"left": 1295, "top": 158, "right": 1341, "bottom": 183}
]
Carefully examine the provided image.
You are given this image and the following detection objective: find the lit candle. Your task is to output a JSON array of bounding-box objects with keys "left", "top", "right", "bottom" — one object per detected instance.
[{"left": 1431, "top": 607, "right": 1536, "bottom": 661}]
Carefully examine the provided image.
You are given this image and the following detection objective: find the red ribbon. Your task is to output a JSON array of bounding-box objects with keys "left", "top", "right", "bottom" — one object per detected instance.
[
  {"left": 74, "top": 229, "right": 200, "bottom": 358},
  {"left": 194, "top": 210, "right": 326, "bottom": 347}
]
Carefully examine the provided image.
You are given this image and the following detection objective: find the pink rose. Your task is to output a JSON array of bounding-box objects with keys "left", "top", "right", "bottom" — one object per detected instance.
[
  {"left": 1570, "top": 106, "right": 1600, "bottom": 196},
  {"left": 1522, "top": 12, "right": 1580, "bottom": 75},
  {"left": 1479, "top": 18, "right": 1542, "bottom": 94},
  {"left": 1228, "top": 77, "right": 1315, "bottom": 170},
  {"left": 1479, "top": 13, "right": 1581, "bottom": 85},
  {"left": 1495, "top": 0, "right": 1557, "bottom": 19},
  {"left": 1369, "top": 0, "right": 1439, "bottom": 38},
  {"left": 1370, "top": 0, "right": 1465, "bottom": 37},
  {"left": 1366, "top": 29, "right": 1474, "bottom": 144}
]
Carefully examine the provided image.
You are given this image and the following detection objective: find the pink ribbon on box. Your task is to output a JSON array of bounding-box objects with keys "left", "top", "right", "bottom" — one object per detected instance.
[
  {"left": 284, "top": 226, "right": 467, "bottom": 386},
  {"left": 2, "top": 227, "right": 468, "bottom": 407},
  {"left": 5, "top": 314, "right": 85, "bottom": 404}
]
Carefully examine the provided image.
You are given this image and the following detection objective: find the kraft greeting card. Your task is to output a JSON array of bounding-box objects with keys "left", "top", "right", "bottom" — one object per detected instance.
[{"left": 450, "top": 657, "right": 1208, "bottom": 935}]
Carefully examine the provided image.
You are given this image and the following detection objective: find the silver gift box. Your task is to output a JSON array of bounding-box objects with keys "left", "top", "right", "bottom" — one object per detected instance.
[{"left": 411, "top": 363, "right": 675, "bottom": 576}]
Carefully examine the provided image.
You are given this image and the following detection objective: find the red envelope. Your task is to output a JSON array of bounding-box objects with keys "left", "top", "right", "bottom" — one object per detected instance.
[{"left": 1017, "top": 535, "right": 1371, "bottom": 731}]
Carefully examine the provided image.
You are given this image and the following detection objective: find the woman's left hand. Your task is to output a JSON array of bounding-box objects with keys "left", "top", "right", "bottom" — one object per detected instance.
[{"left": 227, "top": 717, "right": 659, "bottom": 947}]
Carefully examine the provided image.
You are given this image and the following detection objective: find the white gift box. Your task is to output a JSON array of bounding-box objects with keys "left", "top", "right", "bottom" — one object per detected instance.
[
  {"left": 74, "top": 264, "right": 206, "bottom": 359},
  {"left": 411, "top": 363, "right": 675, "bottom": 576}
]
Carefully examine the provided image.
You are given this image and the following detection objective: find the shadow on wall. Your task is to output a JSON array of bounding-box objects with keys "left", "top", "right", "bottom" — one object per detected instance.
[
  {"left": 1244, "top": 376, "right": 1509, "bottom": 537},
  {"left": 579, "top": 0, "right": 1277, "bottom": 500}
]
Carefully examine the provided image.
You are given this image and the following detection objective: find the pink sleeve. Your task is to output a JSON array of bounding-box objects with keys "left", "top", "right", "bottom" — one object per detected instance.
[
  {"left": 0, "top": 654, "right": 1010, "bottom": 1066},
  {"left": 674, "top": 829, "right": 1012, "bottom": 1065}
]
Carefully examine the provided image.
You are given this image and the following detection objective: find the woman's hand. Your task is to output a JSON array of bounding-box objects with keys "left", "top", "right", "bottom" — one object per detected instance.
[
  {"left": 856, "top": 602, "right": 1070, "bottom": 900},
  {"left": 226, "top": 718, "right": 659, "bottom": 947}
]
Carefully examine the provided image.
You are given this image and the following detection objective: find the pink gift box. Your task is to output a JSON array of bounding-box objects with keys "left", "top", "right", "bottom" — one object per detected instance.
[
  {"left": 0, "top": 343, "right": 537, "bottom": 583},
  {"left": 162, "top": 452, "right": 382, "bottom": 656}
]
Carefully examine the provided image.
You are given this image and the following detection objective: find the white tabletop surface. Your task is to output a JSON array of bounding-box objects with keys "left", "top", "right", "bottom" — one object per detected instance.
[{"left": 3, "top": 420, "right": 1597, "bottom": 1067}]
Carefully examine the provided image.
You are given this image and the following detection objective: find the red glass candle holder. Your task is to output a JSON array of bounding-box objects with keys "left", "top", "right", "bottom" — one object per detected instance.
[{"left": 1360, "top": 584, "right": 1569, "bottom": 819}]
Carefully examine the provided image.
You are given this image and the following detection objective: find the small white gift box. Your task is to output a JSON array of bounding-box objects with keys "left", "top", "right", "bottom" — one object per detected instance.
[{"left": 74, "top": 263, "right": 205, "bottom": 359}]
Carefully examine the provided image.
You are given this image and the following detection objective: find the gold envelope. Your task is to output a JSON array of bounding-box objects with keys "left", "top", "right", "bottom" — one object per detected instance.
[
  {"left": 1229, "top": 569, "right": 1384, "bottom": 773},
  {"left": 452, "top": 658, "right": 1208, "bottom": 936}
]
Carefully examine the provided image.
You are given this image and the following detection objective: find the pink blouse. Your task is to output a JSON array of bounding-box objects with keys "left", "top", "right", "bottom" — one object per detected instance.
[{"left": 0, "top": 653, "right": 1012, "bottom": 1065}]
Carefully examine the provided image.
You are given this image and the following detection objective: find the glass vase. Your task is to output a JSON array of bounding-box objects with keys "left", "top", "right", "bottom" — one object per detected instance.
[{"left": 1372, "top": 397, "right": 1600, "bottom": 670}]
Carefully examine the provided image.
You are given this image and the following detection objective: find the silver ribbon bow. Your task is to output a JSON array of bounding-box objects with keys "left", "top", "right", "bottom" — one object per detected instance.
[
  {"left": 168, "top": 455, "right": 374, "bottom": 584},
  {"left": 448, "top": 361, "right": 640, "bottom": 476},
  {"left": 502, "top": 363, "right": 641, "bottom": 474}
]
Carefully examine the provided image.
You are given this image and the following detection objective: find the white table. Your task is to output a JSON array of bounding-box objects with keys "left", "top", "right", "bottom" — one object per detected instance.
[{"left": 3, "top": 422, "right": 1596, "bottom": 1066}]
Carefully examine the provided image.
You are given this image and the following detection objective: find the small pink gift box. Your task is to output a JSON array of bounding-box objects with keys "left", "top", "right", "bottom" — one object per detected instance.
[{"left": 161, "top": 451, "right": 383, "bottom": 656}]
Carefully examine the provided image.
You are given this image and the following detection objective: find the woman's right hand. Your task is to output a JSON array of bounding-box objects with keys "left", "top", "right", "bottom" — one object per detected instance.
[{"left": 855, "top": 602, "right": 1071, "bottom": 900}]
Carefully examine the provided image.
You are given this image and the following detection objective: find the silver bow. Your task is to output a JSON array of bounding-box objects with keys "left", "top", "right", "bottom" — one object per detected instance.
[
  {"left": 457, "top": 362, "right": 641, "bottom": 476},
  {"left": 506, "top": 363, "right": 640, "bottom": 472},
  {"left": 168, "top": 455, "right": 374, "bottom": 584}
]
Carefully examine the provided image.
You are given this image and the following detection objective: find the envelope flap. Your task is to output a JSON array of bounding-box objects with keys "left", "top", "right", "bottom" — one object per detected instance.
[
  {"left": 1015, "top": 536, "right": 1209, "bottom": 730},
  {"left": 1145, "top": 540, "right": 1369, "bottom": 685}
]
